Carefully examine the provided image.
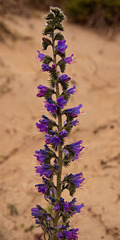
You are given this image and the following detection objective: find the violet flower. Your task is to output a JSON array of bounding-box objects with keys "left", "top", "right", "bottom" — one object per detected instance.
[
  {"left": 69, "top": 173, "right": 85, "bottom": 188},
  {"left": 42, "top": 63, "right": 51, "bottom": 71},
  {"left": 66, "top": 104, "right": 83, "bottom": 118},
  {"left": 57, "top": 39, "right": 67, "bottom": 53},
  {"left": 69, "top": 119, "right": 79, "bottom": 126},
  {"left": 52, "top": 135, "right": 61, "bottom": 146},
  {"left": 36, "top": 122, "right": 48, "bottom": 133},
  {"left": 63, "top": 228, "right": 79, "bottom": 240},
  {"left": 67, "top": 85, "right": 76, "bottom": 94},
  {"left": 60, "top": 74, "right": 71, "bottom": 82},
  {"left": 35, "top": 164, "right": 52, "bottom": 178},
  {"left": 37, "top": 51, "right": 45, "bottom": 62},
  {"left": 36, "top": 84, "right": 48, "bottom": 97},
  {"left": 64, "top": 54, "right": 75, "bottom": 64},
  {"left": 35, "top": 184, "right": 47, "bottom": 194},
  {"left": 44, "top": 99, "right": 57, "bottom": 114},
  {"left": 31, "top": 205, "right": 42, "bottom": 218},
  {"left": 57, "top": 96, "right": 67, "bottom": 109},
  {"left": 60, "top": 130, "right": 68, "bottom": 137}
]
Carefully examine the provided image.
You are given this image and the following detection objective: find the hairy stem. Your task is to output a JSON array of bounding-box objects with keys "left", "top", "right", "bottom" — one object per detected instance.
[{"left": 51, "top": 31, "right": 63, "bottom": 240}]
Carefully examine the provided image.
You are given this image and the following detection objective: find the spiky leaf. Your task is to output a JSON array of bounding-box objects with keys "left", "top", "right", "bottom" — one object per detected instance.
[
  {"left": 42, "top": 37, "right": 52, "bottom": 50},
  {"left": 43, "top": 26, "right": 53, "bottom": 36},
  {"left": 43, "top": 55, "right": 53, "bottom": 65},
  {"left": 54, "top": 32, "right": 64, "bottom": 40},
  {"left": 55, "top": 24, "right": 64, "bottom": 31},
  {"left": 58, "top": 60, "right": 66, "bottom": 73}
]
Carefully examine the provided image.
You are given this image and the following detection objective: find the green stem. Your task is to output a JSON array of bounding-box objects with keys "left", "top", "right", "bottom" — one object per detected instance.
[{"left": 51, "top": 32, "right": 63, "bottom": 240}]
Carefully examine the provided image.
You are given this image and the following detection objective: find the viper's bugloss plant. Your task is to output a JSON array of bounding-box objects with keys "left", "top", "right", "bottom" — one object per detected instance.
[{"left": 31, "top": 7, "right": 85, "bottom": 240}]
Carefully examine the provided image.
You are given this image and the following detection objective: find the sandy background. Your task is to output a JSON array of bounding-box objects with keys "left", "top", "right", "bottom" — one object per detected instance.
[{"left": 0, "top": 11, "right": 120, "bottom": 240}]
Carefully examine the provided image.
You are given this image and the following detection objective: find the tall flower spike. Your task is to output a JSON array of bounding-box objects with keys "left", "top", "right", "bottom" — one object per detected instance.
[{"left": 31, "top": 7, "right": 85, "bottom": 240}]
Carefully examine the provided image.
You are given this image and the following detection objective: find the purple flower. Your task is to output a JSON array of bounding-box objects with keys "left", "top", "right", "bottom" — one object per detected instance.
[
  {"left": 58, "top": 232, "right": 63, "bottom": 239},
  {"left": 53, "top": 203, "right": 60, "bottom": 211},
  {"left": 69, "top": 173, "right": 85, "bottom": 188},
  {"left": 31, "top": 205, "right": 42, "bottom": 218},
  {"left": 44, "top": 101, "right": 57, "bottom": 114},
  {"left": 60, "top": 74, "right": 71, "bottom": 82},
  {"left": 36, "top": 122, "right": 48, "bottom": 133},
  {"left": 52, "top": 64, "right": 56, "bottom": 70},
  {"left": 52, "top": 135, "right": 61, "bottom": 146},
  {"left": 69, "top": 119, "right": 79, "bottom": 126},
  {"left": 60, "top": 130, "right": 68, "bottom": 137},
  {"left": 34, "top": 145, "right": 55, "bottom": 164},
  {"left": 74, "top": 203, "right": 84, "bottom": 213},
  {"left": 36, "top": 115, "right": 50, "bottom": 133},
  {"left": 57, "top": 39, "right": 67, "bottom": 53},
  {"left": 35, "top": 184, "right": 47, "bottom": 194},
  {"left": 34, "top": 149, "right": 47, "bottom": 163},
  {"left": 45, "top": 134, "right": 61, "bottom": 146},
  {"left": 57, "top": 97, "right": 67, "bottom": 109},
  {"left": 69, "top": 140, "right": 83, "bottom": 154},
  {"left": 63, "top": 228, "right": 79, "bottom": 240},
  {"left": 64, "top": 54, "right": 75, "bottom": 64},
  {"left": 67, "top": 85, "right": 76, "bottom": 94},
  {"left": 36, "top": 84, "right": 48, "bottom": 97},
  {"left": 37, "top": 51, "right": 45, "bottom": 62},
  {"left": 44, "top": 134, "right": 53, "bottom": 144},
  {"left": 42, "top": 63, "right": 51, "bottom": 71},
  {"left": 66, "top": 104, "right": 83, "bottom": 118},
  {"left": 35, "top": 164, "right": 52, "bottom": 178}
]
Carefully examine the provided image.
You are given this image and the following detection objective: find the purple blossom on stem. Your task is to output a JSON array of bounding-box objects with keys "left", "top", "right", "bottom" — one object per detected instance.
[
  {"left": 35, "top": 164, "right": 52, "bottom": 178},
  {"left": 45, "top": 134, "right": 61, "bottom": 146},
  {"left": 66, "top": 104, "right": 83, "bottom": 118},
  {"left": 36, "top": 122, "right": 48, "bottom": 133},
  {"left": 69, "top": 140, "right": 83, "bottom": 154},
  {"left": 63, "top": 228, "right": 79, "bottom": 240},
  {"left": 31, "top": 206, "right": 42, "bottom": 218},
  {"left": 36, "top": 84, "right": 48, "bottom": 97},
  {"left": 52, "top": 64, "right": 56, "bottom": 70},
  {"left": 69, "top": 173, "right": 85, "bottom": 188},
  {"left": 44, "top": 99, "right": 57, "bottom": 114},
  {"left": 37, "top": 51, "right": 45, "bottom": 62},
  {"left": 44, "top": 134, "right": 53, "bottom": 144},
  {"left": 57, "top": 39, "right": 67, "bottom": 53},
  {"left": 60, "top": 74, "right": 71, "bottom": 82},
  {"left": 36, "top": 115, "right": 50, "bottom": 133},
  {"left": 34, "top": 149, "right": 47, "bottom": 164},
  {"left": 52, "top": 135, "right": 61, "bottom": 146},
  {"left": 69, "top": 140, "right": 84, "bottom": 161},
  {"left": 35, "top": 184, "right": 47, "bottom": 194},
  {"left": 74, "top": 203, "right": 84, "bottom": 213},
  {"left": 60, "top": 130, "right": 68, "bottom": 137},
  {"left": 67, "top": 85, "right": 76, "bottom": 94},
  {"left": 57, "top": 97, "right": 67, "bottom": 109},
  {"left": 53, "top": 203, "right": 60, "bottom": 211},
  {"left": 69, "top": 119, "right": 79, "bottom": 126},
  {"left": 64, "top": 54, "right": 75, "bottom": 64},
  {"left": 42, "top": 63, "right": 51, "bottom": 71}
]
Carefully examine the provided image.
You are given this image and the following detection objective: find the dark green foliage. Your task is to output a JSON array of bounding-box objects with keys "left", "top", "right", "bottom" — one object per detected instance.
[
  {"left": 58, "top": 60, "right": 66, "bottom": 73},
  {"left": 43, "top": 25, "right": 54, "bottom": 36},
  {"left": 42, "top": 38, "right": 52, "bottom": 50},
  {"left": 56, "top": 51, "right": 65, "bottom": 59},
  {"left": 54, "top": 32, "right": 64, "bottom": 40},
  {"left": 63, "top": 0, "right": 120, "bottom": 27},
  {"left": 55, "top": 24, "right": 64, "bottom": 31},
  {"left": 43, "top": 55, "right": 53, "bottom": 65}
]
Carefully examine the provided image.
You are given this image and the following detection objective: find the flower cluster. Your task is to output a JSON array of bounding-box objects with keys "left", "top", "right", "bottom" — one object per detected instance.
[{"left": 31, "top": 7, "right": 85, "bottom": 240}]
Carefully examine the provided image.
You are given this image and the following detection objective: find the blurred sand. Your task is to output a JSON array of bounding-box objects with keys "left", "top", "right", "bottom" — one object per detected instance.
[{"left": 0, "top": 12, "right": 120, "bottom": 240}]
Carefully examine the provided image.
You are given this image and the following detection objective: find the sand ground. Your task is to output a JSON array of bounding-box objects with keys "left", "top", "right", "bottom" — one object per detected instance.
[{"left": 0, "top": 11, "right": 120, "bottom": 240}]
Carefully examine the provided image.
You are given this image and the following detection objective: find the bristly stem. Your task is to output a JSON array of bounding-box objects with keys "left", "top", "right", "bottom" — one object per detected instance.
[{"left": 51, "top": 30, "right": 63, "bottom": 240}]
